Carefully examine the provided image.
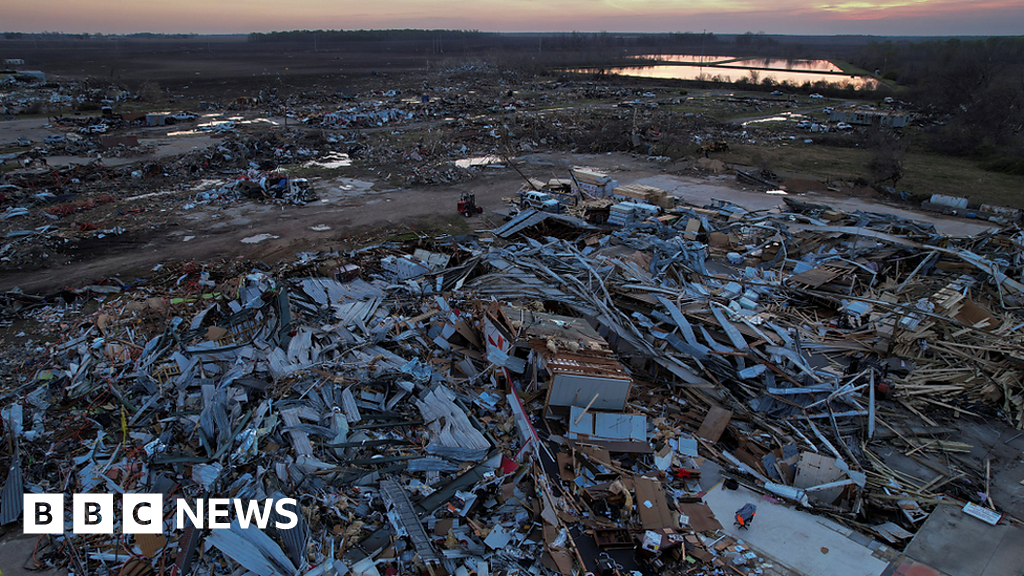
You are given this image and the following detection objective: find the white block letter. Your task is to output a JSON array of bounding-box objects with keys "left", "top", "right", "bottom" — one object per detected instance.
[
  {"left": 176, "top": 499, "right": 203, "bottom": 529},
  {"left": 234, "top": 499, "right": 273, "bottom": 529},
  {"left": 208, "top": 498, "right": 230, "bottom": 529},
  {"left": 274, "top": 498, "right": 298, "bottom": 529}
]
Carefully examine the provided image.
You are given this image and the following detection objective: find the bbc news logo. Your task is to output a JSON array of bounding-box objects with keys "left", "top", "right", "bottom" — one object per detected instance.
[{"left": 23, "top": 494, "right": 299, "bottom": 534}]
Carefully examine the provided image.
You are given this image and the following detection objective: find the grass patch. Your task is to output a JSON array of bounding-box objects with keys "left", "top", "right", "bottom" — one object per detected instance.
[
  {"left": 901, "top": 153, "right": 1024, "bottom": 207},
  {"left": 725, "top": 142, "right": 1024, "bottom": 207},
  {"left": 727, "top": 142, "right": 870, "bottom": 180},
  {"left": 833, "top": 60, "right": 872, "bottom": 76},
  {"left": 383, "top": 213, "right": 472, "bottom": 242},
  {"left": 834, "top": 60, "right": 898, "bottom": 91},
  {"left": 405, "top": 213, "right": 472, "bottom": 236}
]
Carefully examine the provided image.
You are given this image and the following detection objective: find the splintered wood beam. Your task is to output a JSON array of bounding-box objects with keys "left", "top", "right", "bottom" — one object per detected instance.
[{"left": 573, "top": 393, "right": 599, "bottom": 425}]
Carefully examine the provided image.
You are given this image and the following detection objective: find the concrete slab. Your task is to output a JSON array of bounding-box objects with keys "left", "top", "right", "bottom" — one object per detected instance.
[
  {"left": 702, "top": 481, "right": 890, "bottom": 576},
  {"left": 635, "top": 174, "right": 997, "bottom": 237},
  {"left": 982, "top": 525, "right": 1024, "bottom": 576},
  {"left": 0, "top": 528, "right": 65, "bottom": 576},
  {"left": 903, "top": 503, "right": 1024, "bottom": 576},
  {"left": 877, "top": 420, "right": 1024, "bottom": 522}
]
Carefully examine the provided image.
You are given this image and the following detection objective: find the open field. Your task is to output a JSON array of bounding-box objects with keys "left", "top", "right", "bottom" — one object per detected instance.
[
  {"left": 2, "top": 33, "right": 1022, "bottom": 294},
  {"left": 724, "top": 142, "right": 1024, "bottom": 203}
]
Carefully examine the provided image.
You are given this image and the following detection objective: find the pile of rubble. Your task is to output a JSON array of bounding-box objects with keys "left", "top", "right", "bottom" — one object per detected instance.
[
  {"left": 0, "top": 196, "right": 1022, "bottom": 576},
  {"left": 0, "top": 131, "right": 369, "bottom": 271}
]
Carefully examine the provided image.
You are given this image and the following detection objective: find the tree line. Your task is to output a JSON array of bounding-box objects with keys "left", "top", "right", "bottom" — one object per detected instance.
[
  {"left": 857, "top": 37, "right": 1024, "bottom": 174},
  {"left": 247, "top": 29, "right": 487, "bottom": 43}
]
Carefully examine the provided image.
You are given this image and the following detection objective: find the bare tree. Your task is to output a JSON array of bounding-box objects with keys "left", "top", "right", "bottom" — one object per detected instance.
[{"left": 864, "top": 128, "right": 907, "bottom": 188}]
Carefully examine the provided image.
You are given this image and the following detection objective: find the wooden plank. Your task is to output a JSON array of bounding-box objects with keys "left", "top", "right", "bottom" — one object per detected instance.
[
  {"left": 696, "top": 406, "right": 733, "bottom": 443},
  {"left": 634, "top": 475, "right": 679, "bottom": 530},
  {"left": 678, "top": 502, "right": 723, "bottom": 532},
  {"left": 789, "top": 268, "right": 841, "bottom": 288}
]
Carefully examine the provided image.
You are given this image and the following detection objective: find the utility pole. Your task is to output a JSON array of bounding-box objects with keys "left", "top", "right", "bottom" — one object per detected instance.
[{"left": 700, "top": 29, "right": 706, "bottom": 65}]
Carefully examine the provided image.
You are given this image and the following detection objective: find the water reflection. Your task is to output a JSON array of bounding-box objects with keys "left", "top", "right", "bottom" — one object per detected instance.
[
  {"left": 731, "top": 58, "right": 842, "bottom": 73},
  {"left": 628, "top": 54, "right": 843, "bottom": 73},
  {"left": 576, "top": 63, "right": 875, "bottom": 89}
]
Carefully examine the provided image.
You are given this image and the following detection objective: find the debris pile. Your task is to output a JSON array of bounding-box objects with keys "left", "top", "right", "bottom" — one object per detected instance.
[
  {"left": 1, "top": 196, "right": 1023, "bottom": 576},
  {"left": 192, "top": 170, "right": 319, "bottom": 206}
]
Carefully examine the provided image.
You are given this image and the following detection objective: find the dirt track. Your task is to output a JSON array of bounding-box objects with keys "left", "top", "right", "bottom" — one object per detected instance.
[{"left": 0, "top": 150, "right": 994, "bottom": 294}]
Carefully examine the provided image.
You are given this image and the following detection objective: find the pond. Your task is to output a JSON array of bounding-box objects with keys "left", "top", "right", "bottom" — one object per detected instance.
[
  {"left": 579, "top": 55, "right": 877, "bottom": 89},
  {"left": 631, "top": 55, "right": 844, "bottom": 73}
]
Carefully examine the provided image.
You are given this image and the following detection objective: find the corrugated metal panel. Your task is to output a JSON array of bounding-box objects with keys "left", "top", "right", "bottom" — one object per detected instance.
[
  {"left": 416, "top": 385, "right": 489, "bottom": 461},
  {"left": 207, "top": 519, "right": 294, "bottom": 576},
  {"left": 206, "top": 525, "right": 282, "bottom": 576},
  {"left": 493, "top": 209, "right": 545, "bottom": 238},
  {"left": 407, "top": 457, "right": 462, "bottom": 472},
  {"left": 340, "top": 387, "right": 362, "bottom": 423},
  {"left": 0, "top": 455, "right": 23, "bottom": 525},
  {"left": 656, "top": 296, "right": 711, "bottom": 357},
  {"left": 270, "top": 493, "right": 310, "bottom": 569},
  {"left": 493, "top": 209, "right": 595, "bottom": 238},
  {"left": 299, "top": 277, "right": 384, "bottom": 304},
  {"left": 379, "top": 480, "right": 440, "bottom": 565},
  {"left": 710, "top": 305, "right": 748, "bottom": 350}
]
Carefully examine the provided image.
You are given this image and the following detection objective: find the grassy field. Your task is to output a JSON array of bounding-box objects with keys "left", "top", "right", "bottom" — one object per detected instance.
[
  {"left": 406, "top": 213, "right": 472, "bottom": 236},
  {"left": 726, "top": 142, "right": 1024, "bottom": 207},
  {"left": 833, "top": 60, "right": 898, "bottom": 91}
]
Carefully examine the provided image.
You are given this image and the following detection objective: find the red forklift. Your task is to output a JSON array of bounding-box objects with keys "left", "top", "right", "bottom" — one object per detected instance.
[{"left": 457, "top": 192, "right": 483, "bottom": 217}]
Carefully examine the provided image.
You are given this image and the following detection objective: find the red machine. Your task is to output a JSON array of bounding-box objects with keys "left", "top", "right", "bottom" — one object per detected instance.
[{"left": 457, "top": 192, "right": 483, "bottom": 217}]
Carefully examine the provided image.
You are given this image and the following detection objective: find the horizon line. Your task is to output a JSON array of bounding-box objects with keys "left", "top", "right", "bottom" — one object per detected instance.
[{"left": 3, "top": 29, "right": 1020, "bottom": 39}]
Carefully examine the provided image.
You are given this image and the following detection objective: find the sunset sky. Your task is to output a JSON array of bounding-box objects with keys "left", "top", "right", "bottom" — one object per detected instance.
[{"left": 5, "top": 0, "right": 1023, "bottom": 36}]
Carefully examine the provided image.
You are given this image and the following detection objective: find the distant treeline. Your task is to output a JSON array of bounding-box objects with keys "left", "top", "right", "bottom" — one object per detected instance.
[
  {"left": 241, "top": 29, "right": 869, "bottom": 61},
  {"left": 856, "top": 37, "right": 1024, "bottom": 173},
  {"left": 244, "top": 28, "right": 751, "bottom": 50},
  {"left": 2, "top": 32, "right": 198, "bottom": 39},
  {"left": 247, "top": 29, "right": 487, "bottom": 43}
]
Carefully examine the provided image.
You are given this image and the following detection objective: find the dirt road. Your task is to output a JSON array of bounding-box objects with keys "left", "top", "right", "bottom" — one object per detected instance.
[
  {"left": 0, "top": 116, "right": 67, "bottom": 146},
  {"left": 0, "top": 151, "right": 994, "bottom": 294}
]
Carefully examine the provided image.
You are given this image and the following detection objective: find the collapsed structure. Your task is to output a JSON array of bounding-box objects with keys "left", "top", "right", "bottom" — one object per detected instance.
[{"left": 0, "top": 195, "right": 1023, "bottom": 576}]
